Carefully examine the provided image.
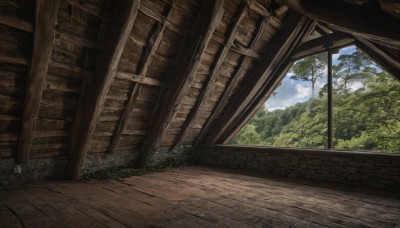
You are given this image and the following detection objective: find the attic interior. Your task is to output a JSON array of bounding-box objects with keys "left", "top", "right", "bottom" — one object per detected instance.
[{"left": 1, "top": 0, "right": 400, "bottom": 226}]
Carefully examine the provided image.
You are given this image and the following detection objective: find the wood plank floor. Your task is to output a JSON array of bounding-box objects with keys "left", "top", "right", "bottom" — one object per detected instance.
[{"left": 1, "top": 166, "right": 400, "bottom": 228}]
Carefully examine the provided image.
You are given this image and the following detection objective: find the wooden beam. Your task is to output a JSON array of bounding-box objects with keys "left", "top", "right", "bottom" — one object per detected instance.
[
  {"left": 314, "top": 23, "right": 331, "bottom": 36},
  {"left": 16, "top": 0, "right": 60, "bottom": 164},
  {"left": 66, "top": 0, "right": 111, "bottom": 20},
  {"left": 172, "top": 4, "right": 248, "bottom": 149},
  {"left": 0, "top": 15, "right": 33, "bottom": 33},
  {"left": 65, "top": 0, "right": 139, "bottom": 180},
  {"left": 222, "top": 19, "right": 316, "bottom": 143},
  {"left": 108, "top": 5, "right": 173, "bottom": 153},
  {"left": 202, "top": 13, "right": 315, "bottom": 144},
  {"left": 0, "top": 54, "right": 30, "bottom": 65},
  {"left": 195, "top": 17, "right": 270, "bottom": 145},
  {"left": 245, "top": 0, "right": 282, "bottom": 26},
  {"left": 292, "top": 32, "right": 354, "bottom": 60},
  {"left": 223, "top": 60, "right": 294, "bottom": 143},
  {"left": 355, "top": 38, "right": 400, "bottom": 81},
  {"left": 138, "top": 1, "right": 190, "bottom": 37},
  {"left": 281, "top": 0, "right": 400, "bottom": 47},
  {"left": 115, "top": 72, "right": 163, "bottom": 87},
  {"left": 137, "top": 0, "right": 225, "bottom": 167}
]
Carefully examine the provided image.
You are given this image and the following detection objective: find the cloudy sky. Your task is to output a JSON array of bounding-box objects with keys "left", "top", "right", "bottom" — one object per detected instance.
[{"left": 265, "top": 45, "right": 357, "bottom": 111}]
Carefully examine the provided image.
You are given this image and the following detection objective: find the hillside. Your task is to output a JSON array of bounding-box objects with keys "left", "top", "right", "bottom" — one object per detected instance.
[{"left": 232, "top": 52, "right": 400, "bottom": 153}]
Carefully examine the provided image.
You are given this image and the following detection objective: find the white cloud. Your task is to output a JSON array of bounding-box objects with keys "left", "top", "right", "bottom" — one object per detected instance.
[
  {"left": 349, "top": 81, "right": 364, "bottom": 92},
  {"left": 294, "top": 84, "right": 311, "bottom": 99}
]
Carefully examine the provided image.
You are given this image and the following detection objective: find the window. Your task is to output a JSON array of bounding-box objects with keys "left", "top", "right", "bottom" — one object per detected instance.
[
  {"left": 333, "top": 46, "right": 400, "bottom": 152},
  {"left": 231, "top": 45, "right": 400, "bottom": 153}
]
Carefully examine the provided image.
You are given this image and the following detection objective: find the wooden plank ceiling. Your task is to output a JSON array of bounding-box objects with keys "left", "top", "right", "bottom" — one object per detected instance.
[{"left": 1, "top": 0, "right": 400, "bottom": 179}]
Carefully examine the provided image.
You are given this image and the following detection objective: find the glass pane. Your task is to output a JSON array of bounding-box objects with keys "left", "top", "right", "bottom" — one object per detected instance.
[
  {"left": 231, "top": 52, "right": 328, "bottom": 148},
  {"left": 333, "top": 45, "right": 400, "bottom": 152}
]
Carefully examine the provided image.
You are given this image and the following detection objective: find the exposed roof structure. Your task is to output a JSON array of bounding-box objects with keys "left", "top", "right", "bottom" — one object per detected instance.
[{"left": 1, "top": 0, "right": 400, "bottom": 180}]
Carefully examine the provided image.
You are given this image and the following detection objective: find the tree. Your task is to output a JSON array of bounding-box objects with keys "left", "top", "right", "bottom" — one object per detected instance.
[
  {"left": 290, "top": 52, "right": 327, "bottom": 98},
  {"left": 231, "top": 47, "right": 400, "bottom": 153},
  {"left": 333, "top": 49, "right": 376, "bottom": 94}
]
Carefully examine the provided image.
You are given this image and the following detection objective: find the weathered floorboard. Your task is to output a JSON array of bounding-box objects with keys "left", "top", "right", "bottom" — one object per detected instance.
[{"left": 1, "top": 166, "right": 399, "bottom": 227}]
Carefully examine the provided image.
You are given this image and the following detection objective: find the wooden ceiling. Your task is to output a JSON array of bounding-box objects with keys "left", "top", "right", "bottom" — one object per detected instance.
[{"left": 1, "top": 0, "right": 399, "bottom": 179}]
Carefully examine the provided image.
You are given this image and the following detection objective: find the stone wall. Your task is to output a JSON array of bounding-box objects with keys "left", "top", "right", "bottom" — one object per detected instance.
[
  {"left": 192, "top": 145, "right": 400, "bottom": 191},
  {"left": 0, "top": 156, "right": 68, "bottom": 186},
  {"left": 0, "top": 146, "right": 191, "bottom": 186}
]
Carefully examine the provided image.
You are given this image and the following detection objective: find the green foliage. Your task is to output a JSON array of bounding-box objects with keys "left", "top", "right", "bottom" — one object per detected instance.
[{"left": 231, "top": 48, "right": 400, "bottom": 153}]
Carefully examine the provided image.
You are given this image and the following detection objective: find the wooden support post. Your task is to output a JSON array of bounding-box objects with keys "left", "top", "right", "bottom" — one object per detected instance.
[
  {"left": 172, "top": 4, "right": 248, "bottom": 149},
  {"left": 327, "top": 49, "right": 333, "bottom": 149},
  {"left": 355, "top": 38, "right": 400, "bottom": 82},
  {"left": 280, "top": 0, "right": 400, "bottom": 47},
  {"left": 16, "top": 0, "right": 60, "bottom": 164},
  {"left": 202, "top": 13, "right": 315, "bottom": 144},
  {"left": 137, "top": 0, "right": 225, "bottom": 167},
  {"left": 65, "top": 0, "right": 139, "bottom": 180},
  {"left": 108, "top": 5, "right": 173, "bottom": 153}
]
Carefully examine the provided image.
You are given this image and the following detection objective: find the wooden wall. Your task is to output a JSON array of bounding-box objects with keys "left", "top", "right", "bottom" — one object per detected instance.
[
  {"left": 1, "top": 0, "right": 293, "bottom": 178},
  {"left": 1, "top": 0, "right": 400, "bottom": 180}
]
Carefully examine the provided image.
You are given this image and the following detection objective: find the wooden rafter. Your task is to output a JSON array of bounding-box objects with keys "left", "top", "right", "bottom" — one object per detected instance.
[
  {"left": 201, "top": 13, "right": 315, "bottom": 144},
  {"left": 223, "top": 19, "right": 317, "bottom": 143},
  {"left": 115, "top": 72, "right": 163, "bottom": 87},
  {"left": 280, "top": 0, "right": 400, "bottom": 47},
  {"left": 355, "top": 38, "right": 400, "bottom": 81},
  {"left": 137, "top": 0, "right": 225, "bottom": 167},
  {"left": 314, "top": 23, "right": 331, "bottom": 36},
  {"left": 16, "top": 0, "right": 60, "bottom": 163},
  {"left": 65, "top": 0, "right": 139, "bottom": 180},
  {"left": 195, "top": 15, "right": 270, "bottom": 145},
  {"left": 172, "top": 4, "right": 248, "bottom": 149},
  {"left": 108, "top": 5, "right": 174, "bottom": 154},
  {"left": 138, "top": 1, "right": 190, "bottom": 37},
  {"left": 292, "top": 32, "right": 354, "bottom": 60},
  {"left": 223, "top": 59, "right": 294, "bottom": 143},
  {"left": 0, "top": 15, "right": 33, "bottom": 33},
  {"left": 0, "top": 54, "right": 30, "bottom": 65}
]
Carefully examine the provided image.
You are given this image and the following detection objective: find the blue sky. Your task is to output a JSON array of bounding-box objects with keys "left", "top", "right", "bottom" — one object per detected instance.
[{"left": 265, "top": 45, "right": 356, "bottom": 111}]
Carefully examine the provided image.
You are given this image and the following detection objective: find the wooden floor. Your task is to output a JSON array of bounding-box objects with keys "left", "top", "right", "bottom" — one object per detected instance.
[{"left": 1, "top": 166, "right": 400, "bottom": 228}]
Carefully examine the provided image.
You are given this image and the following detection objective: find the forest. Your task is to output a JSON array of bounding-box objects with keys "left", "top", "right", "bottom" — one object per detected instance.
[{"left": 231, "top": 48, "right": 400, "bottom": 153}]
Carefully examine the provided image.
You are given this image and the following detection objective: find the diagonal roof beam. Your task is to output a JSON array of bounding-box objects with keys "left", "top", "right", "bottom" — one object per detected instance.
[
  {"left": 355, "top": 38, "right": 400, "bottom": 81},
  {"left": 292, "top": 32, "right": 354, "bottom": 60},
  {"left": 137, "top": 0, "right": 225, "bottom": 167},
  {"left": 224, "top": 59, "right": 294, "bottom": 143},
  {"left": 172, "top": 4, "right": 248, "bottom": 149},
  {"left": 16, "top": 0, "right": 60, "bottom": 163},
  {"left": 201, "top": 13, "right": 315, "bottom": 144},
  {"left": 108, "top": 5, "right": 174, "bottom": 154},
  {"left": 281, "top": 0, "right": 400, "bottom": 47},
  {"left": 195, "top": 15, "right": 271, "bottom": 145},
  {"left": 65, "top": 0, "right": 140, "bottom": 180}
]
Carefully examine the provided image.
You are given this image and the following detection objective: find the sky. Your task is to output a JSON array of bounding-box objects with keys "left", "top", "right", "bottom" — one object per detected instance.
[{"left": 265, "top": 45, "right": 357, "bottom": 112}]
